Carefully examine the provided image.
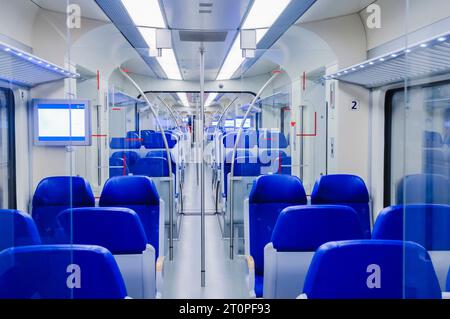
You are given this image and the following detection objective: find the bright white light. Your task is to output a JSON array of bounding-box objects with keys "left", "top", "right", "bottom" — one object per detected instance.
[
  {"left": 205, "top": 93, "right": 218, "bottom": 106},
  {"left": 217, "top": 0, "right": 291, "bottom": 80},
  {"left": 420, "top": 43, "right": 428, "bottom": 48},
  {"left": 121, "top": 0, "right": 165, "bottom": 28},
  {"left": 157, "top": 49, "right": 182, "bottom": 80},
  {"left": 4, "top": 48, "right": 10, "bottom": 52},
  {"left": 243, "top": 0, "right": 291, "bottom": 30},
  {"left": 139, "top": 27, "right": 157, "bottom": 48},
  {"left": 177, "top": 93, "right": 189, "bottom": 107},
  {"left": 217, "top": 34, "right": 244, "bottom": 80},
  {"left": 391, "top": 53, "right": 398, "bottom": 57},
  {"left": 379, "top": 58, "right": 385, "bottom": 62},
  {"left": 369, "top": 61, "right": 374, "bottom": 65},
  {"left": 438, "top": 37, "right": 447, "bottom": 42}
]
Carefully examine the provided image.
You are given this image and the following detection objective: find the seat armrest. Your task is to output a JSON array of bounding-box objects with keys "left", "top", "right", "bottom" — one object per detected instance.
[
  {"left": 156, "top": 256, "right": 165, "bottom": 299},
  {"left": 296, "top": 293, "right": 308, "bottom": 299},
  {"left": 442, "top": 292, "right": 450, "bottom": 299},
  {"left": 245, "top": 255, "right": 256, "bottom": 298}
]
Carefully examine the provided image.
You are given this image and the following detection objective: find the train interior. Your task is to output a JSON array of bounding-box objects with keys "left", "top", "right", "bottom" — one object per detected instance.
[{"left": 0, "top": 0, "right": 450, "bottom": 300}]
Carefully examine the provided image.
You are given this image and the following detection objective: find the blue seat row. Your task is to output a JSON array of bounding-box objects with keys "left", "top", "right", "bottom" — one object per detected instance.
[
  {"left": 110, "top": 131, "right": 178, "bottom": 150},
  {"left": 109, "top": 151, "right": 175, "bottom": 178},
  {"left": 0, "top": 175, "right": 166, "bottom": 299},
  {"left": 244, "top": 174, "right": 450, "bottom": 299},
  {"left": 222, "top": 130, "right": 289, "bottom": 149}
]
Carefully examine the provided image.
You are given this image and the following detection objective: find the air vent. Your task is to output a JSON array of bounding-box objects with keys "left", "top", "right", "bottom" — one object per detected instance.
[
  {"left": 179, "top": 31, "right": 228, "bottom": 42},
  {"left": 199, "top": 9, "right": 212, "bottom": 13},
  {"left": 199, "top": 2, "right": 213, "bottom": 7}
]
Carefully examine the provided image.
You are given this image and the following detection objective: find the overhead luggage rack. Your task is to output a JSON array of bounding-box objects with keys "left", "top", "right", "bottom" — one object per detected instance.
[
  {"left": 0, "top": 41, "right": 79, "bottom": 88},
  {"left": 325, "top": 33, "right": 450, "bottom": 89},
  {"left": 258, "top": 92, "right": 290, "bottom": 108},
  {"left": 109, "top": 90, "right": 146, "bottom": 107}
]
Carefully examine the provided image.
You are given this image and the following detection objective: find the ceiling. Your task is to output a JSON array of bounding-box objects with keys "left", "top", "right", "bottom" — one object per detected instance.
[
  {"left": 297, "top": 0, "right": 375, "bottom": 23},
  {"left": 31, "top": 0, "right": 109, "bottom": 21}
]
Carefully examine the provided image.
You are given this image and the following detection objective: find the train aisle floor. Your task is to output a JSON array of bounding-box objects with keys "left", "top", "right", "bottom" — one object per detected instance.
[{"left": 163, "top": 162, "right": 248, "bottom": 298}]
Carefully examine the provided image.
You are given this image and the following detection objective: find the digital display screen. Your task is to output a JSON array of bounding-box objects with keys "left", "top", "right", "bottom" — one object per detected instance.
[
  {"left": 235, "top": 118, "right": 252, "bottom": 128},
  {"left": 33, "top": 99, "right": 91, "bottom": 146},
  {"left": 225, "top": 119, "right": 235, "bottom": 127},
  {"left": 211, "top": 121, "right": 218, "bottom": 126}
]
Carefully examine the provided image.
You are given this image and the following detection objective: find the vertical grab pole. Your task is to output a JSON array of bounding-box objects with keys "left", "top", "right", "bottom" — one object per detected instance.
[
  {"left": 119, "top": 68, "right": 175, "bottom": 261},
  {"left": 199, "top": 48, "right": 206, "bottom": 287},
  {"left": 229, "top": 71, "right": 281, "bottom": 259}
]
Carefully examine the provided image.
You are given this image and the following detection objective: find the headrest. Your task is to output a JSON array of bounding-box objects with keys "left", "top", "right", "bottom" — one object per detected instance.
[
  {"left": 109, "top": 135, "right": 142, "bottom": 149},
  {"left": 57, "top": 208, "right": 148, "bottom": 254},
  {"left": 0, "top": 210, "right": 41, "bottom": 251},
  {"left": 32, "top": 176, "right": 95, "bottom": 207},
  {"left": 372, "top": 204, "right": 450, "bottom": 250},
  {"left": 99, "top": 176, "right": 159, "bottom": 206},
  {"left": 272, "top": 205, "right": 364, "bottom": 251},
  {"left": 258, "top": 131, "right": 288, "bottom": 148},
  {"left": 0, "top": 245, "right": 127, "bottom": 299},
  {"left": 132, "top": 157, "right": 170, "bottom": 177},
  {"left": 111, "top": 151, "right": 140, "bottom": 165},
  {"left": 423, "top": 131, "right": 443, "bottom": 148},
  {"left": 396, "top": 174, "right": 449, "bottom": 204},
  {"left": 303, "top": 240, "right": 441, "bottom": 299},
  {"left": 311, "top": 174, "right": 369, "bottom": 204},
  {"left": 249, "top": 175, "right": 307, "bottom": 204}
]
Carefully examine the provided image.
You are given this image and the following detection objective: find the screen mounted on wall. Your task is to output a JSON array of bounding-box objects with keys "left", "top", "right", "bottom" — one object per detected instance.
[{"left": 33, "top": 99, "right": 91, "bottom": 146}]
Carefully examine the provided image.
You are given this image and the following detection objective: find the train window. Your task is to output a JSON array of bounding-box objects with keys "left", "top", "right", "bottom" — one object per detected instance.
[
  {"left": 0, "top": 88, "right": 15, "bottom": 209},
  {"left": 385, "top": 82, "right": 450, "bottom": 206}
]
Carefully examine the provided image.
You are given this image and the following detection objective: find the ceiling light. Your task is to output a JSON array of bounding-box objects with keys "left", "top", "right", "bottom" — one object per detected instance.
[
  {"left": 243, "top": 0, "right": 291, "bottom": 31},
  {"left": 205, "top": 93, "right": 218, "bottom": 106},
  {"left": 217, "top": 34, "right": 244, "bottom": 80},
  {"left": 157, "top": 49, "right": 182, "bottom": 80},
  {"left": 379, "top": 58, "right": 385, "bottom": 62},
  {"left": 391, "top": 53, "right": 397, "bottom": 57},
  {"left": 177, "top": 93, "right": 189, "bottom": 107},
  {"left": 121, "top": 0, "right": 165, "bottom": 28},
  {"left": 217, "top": 0, "right": 291, "bottom": 80},
  {"left": 438, "top": 37, "right": 447, "bottom": 42},
  {"left": 420, "top": 43, "right": 428, "bottom": 48}
]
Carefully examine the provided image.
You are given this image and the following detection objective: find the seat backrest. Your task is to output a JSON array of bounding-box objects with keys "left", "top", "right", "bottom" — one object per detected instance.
[
  {"left": 57, "top": 207, "right": 148, "bottom": 254},
  {"left": 146, "top": 150, "right": 176, "bottom": 174},
  {"left": 0, "top": 245, "right": 127, "bottom": 299},
  {"left": 372, "top": 204, "right": 450, "bottom": 250},
  {"left": 303, "top": 240, "right": 441, "bottom": 299},
  {"left": 131, "top": 157, "right": 170, "bottom": 177},
  {"left": 99, "top": 176, "right": 161, "bottom": 257},
  {"left": 142, "top": 131, "right": 177, "bottom": 149},
  {"left": 249, "top": 174, "right": 307, "bottom": 274},
  {"left": 396, "top": 173, "right": 449, "bottom": 204},
  {"left": 0, "top": 210, "right": 41, "bottom": 251},
  {"left": 423, "top": 130, "right": 443, "bottom": 148},
  {"left": 233, "top": 156, "right": 262, "bottom": 177},
  {"left": 311, "top": 174, "right": 371, "bottom": 238},
  {"left": 109, "top": 132, "right": 142, "bottom": 149},
  {"left": 271, "top": 205, "right": 365, "bottom": 252},
  {"left": 111, "top": 151, "right": 140, "bottom": 167},
  {"left": 109, "top": 157, "right": 128, "bottom": 177},
  {"left": 32, "top": 176, "right": 95, "bottom": 243}
]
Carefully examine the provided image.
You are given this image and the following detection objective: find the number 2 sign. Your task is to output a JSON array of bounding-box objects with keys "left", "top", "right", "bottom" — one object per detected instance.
[{"left": 350, "top": 100, "right": 360, "bottom": 111}]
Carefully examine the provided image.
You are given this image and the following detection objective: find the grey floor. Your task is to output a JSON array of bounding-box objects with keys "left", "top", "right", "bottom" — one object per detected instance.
[{"left": 162, "top": 162, "right": 249, "bottom": 299}]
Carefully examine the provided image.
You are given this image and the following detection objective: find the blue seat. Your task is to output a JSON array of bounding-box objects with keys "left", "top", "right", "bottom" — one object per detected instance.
[
  {"left": 99, "top": 176, "right": 162, "bottom": 258},
  {"left": 423, "top": 149, "right": 448, "bottom": 176},
  {"left": 263, "top": 205, "right": 365, "bottom": 298},
  {"left": 247, "top": 174, "right": 307, "bottom": 297},
  {"left": 372, "top": 204, "right": 450, "bottom": 289},
  {"left": 311, "top": 174, "right": 371, "bottom": 238},
  {"left": 423, "top": 131, "right": 443, "bottom": 148},
  {"left": 258, "top": 131, "right": 288, "bottom": 148},
  {"left": 222, "top": 150, "right": 252, "bottom": 198},
  {"left": 111, "top": 151, "right": 140, "bottom": 168},
  {"left": 447, "top": 267, "right": 450, "bottom": 292},
  {"left": 110, "top": 132, "right": 142, "bottom": 149},
  {"left": 57, "top": 207, "right": 160, "bottom": 298},
  {"left": 132, "top": 157, "right": 170, "bottom": 177},
  {"left": 302, "top": 240, "right": 442, "bottom": 299},
  {"left": 32, "top": 176, "right": 95, "bottom": 243},
  {"left": 109, "top": 157, "right": 129, "bottom": 177},
  {"left": 146, "top": 150, "right": 176, "bottom": 175},
  {"left": 142, "top": 131, "right": 177, "bottom": 149},
  {"left": 57, "top": 207, "right": 148, "bottom": 254},
  {"left": 396, "top": 174, "right": 449, "bottom": 204},
  {"left": 0, "top": 210, "right": 41, "bottom": 251},
  {"left": 233, "top": 156, "right": 263, "bottom": 177},
  {"left": 0, "top": 245, "right": 127, "bottom": 299},
  {"left": 259, "top": 149, "right": 291, "bottom": 175}
]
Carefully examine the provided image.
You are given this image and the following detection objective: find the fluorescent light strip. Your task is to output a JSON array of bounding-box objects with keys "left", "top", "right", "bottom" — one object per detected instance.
[
  {"left": 217, "top": 0, "right": 291, "bottom": 80},
  {"left": 177, "top": 93, "right": 189, "bottom": 107},
  {"left": 121, "top": 0, "right": 165, "bottom": 28},
  {"left": 139, "top": 27, "right": 182, "bottom": 80},
  {"left": 205, "top": 92, "right": 218, "bottom": 106}
]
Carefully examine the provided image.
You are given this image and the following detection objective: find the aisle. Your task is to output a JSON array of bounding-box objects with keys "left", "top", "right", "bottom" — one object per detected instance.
[{"left": 162, "top": 162, "right": 248, "bottom": 298}]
